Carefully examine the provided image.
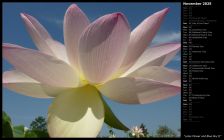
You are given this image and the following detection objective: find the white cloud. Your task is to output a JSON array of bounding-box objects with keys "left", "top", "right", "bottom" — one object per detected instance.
[
  {"left": 48, "top": 18, "right": 63, "bottom": 26},
  {"left": 41, "top": 16, "right": 63, "bottom": 28},
  {"left": 52, "top": 19, "right": 63, "bottom": 26},
  {"left": 152, "top": 31, "right": 181, "bottom": 45}
]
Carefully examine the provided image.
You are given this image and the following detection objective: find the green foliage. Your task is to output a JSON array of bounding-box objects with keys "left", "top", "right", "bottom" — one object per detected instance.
[
  {"left": 140, "top": 123, "right": 150, "bottom": 137},
  {"left": 30, "top": 116, "right": 47, "bottom": 131},
  {"left": 13, "top": 125, "right": 25, "bottom": 138},
  {"left": 25, "top": 130, "right": 38, "bottom": 138},
  {"left": 2, "top": 112, "right": 27, "bottom": 138},
  {"left": 29, "top": 116, "right": 49, "bottom": 137},
  {"left": 155, "top": 125, "right": 177, "bottom": 137},
  {"left": 3, "top": 111, "right": 11, "bottom": 123},
  {"left": 104, "top": 123, "right": 177, "bottom": 138},
  {"left": 28, "top": 129, "right": 49, "bottom": 138},
  {"left": 2, "top": 111, "right": 13, "bottom": 138},
  {"left": 100, "top": 94, "right": 129, "bottom": 131},
  {"left": 2, "top": 112, "right": 49, "bottom": 138}
]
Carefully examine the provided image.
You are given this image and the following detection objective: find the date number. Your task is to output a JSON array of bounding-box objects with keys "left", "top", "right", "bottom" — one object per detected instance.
[{"left": 202, "top": 2, "right": 212, "bottom": 5}]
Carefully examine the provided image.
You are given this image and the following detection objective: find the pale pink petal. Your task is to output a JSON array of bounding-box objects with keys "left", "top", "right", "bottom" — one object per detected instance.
[
  {"left": 46, "top": 40, "right": 69, "bottom": 63},
  {"left": 3, "top": 70, "right": 70, "bottom": 98},
  {"left": 98, "top": 77, "right": 180, "bottom": 104},
  {"left": 64, "top": 4, "right": 90, "bottom": 70},
  {"left": 21, "top": 13, "right": 67, "bottom": 62},
  {"left": 128, "top": 66, "right": 180, "bottom": 86},
  {"left": 122, "top": 43, "right": 180, "bottom": 77},
  {"left": 3, "top": 70, "right": 49, "bottom": 98},
  {"left": 119, "top": 8, "right": 169, "bottom": 73},
  {"left": 3, "top": 43, "right": 79, "bottom": 87},
  {"left": 79, "top": 13, "right": 130, "bottom": 84},
  {"left": 170, "top": 80, "right": 181, "bottom": 87}
]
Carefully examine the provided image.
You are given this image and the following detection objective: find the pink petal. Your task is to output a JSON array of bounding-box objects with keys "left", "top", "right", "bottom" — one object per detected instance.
[
  {"left": 21, "top": 13, "right": 67, "bottom": 62},
  {"left": 170, "top": 80, "right": 181, "bottom": 87},
  {"left": 45, "top": 40, "right": 69, "bottom": 63},
  {"left": 98, "top": 77, "right": 180, "bottom": 104},
  {"left": 120, "top": 8, "right": 169, "bottom": 73},
  {"left": 3, "top": 43, "right": 79, "bottom": 87},
  {"left": 128, "top": 66, "right": 180, "bottom": 86},
  {"left": 122, "top": 43, "right": 180, "bottom": 77},
  {"left": 3, "top": 70, "right": 70, "bottom": 98},
  {"left": 79, "top": 13, "right": 130, "bottom": 84},
  {"left": 64, "top": 4, "right": 90, "bottom": 70}
]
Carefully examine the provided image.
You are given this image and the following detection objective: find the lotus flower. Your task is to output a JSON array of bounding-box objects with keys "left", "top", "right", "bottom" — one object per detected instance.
[
  {"left": 3, "top": 4, "right": 180, "bottom": 137},
  {"left": 130, "top": 126, "right": 144, "bottom": 138}
]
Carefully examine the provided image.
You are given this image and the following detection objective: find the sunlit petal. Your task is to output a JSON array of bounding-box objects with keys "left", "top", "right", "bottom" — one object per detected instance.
[
  {"left": 21, "top": 13, "right": 67, "bottom": 62},
  {"left": 45, "top": 40, "right": 69, "bottom": 63},
  {"left": 3, "top": 70, "right": 70, "bottom": 98},
  {"left": 79, "top": 13, "right": 130, "bottom": 84},
  {"left": 64, "top": 4, "right": 90, "bottom": 69},
  {"left": 128, "top": 66, "right": 180, "bottom": 86},
  {"left": 3, "top": 43, "right": 79, "bottom": 87},
  {"left": 98, "top": 77, "right": 180, "bottom": 104},
  {"left": 122, "top": 43, "right": 180, "bottom": 77},
  {"left": 119, "top": 8, "right": 169, "bottom": 73},
  {"left": 48, "top": 85, "right": 104, "bottom": 137}
]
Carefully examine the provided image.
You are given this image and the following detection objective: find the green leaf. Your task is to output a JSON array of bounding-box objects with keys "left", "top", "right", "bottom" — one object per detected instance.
[
  {"left": 2, "top": 111, "right": 13, "bottom": 138},
  {"left": 32, "top": 129, "right": 49, "bottom": 138},
  {"left": 100, "top": 95, "right": 129, "bottom": 131},
  {"left": 13, "top": 125, "right": 25, "bottom": 138},
  {"left": 25, "top": 129, "right": 49, "bottom": 138},
  {"left": 29, "top": 116, "right": 47, "bottom": 131},
  {"left": 25, "top": 130, "right": 38, "bottom": 138},
  {"left": 3, "top": 111, "right": 12, "bottom": 123},
  {"left": 2, "top": 121, "right": 13, "bottom": 138}
]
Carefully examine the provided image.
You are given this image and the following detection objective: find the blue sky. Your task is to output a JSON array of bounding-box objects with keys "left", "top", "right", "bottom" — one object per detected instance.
[{"left": 3, "top": 2, "right": 181, "bottom": 137}]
